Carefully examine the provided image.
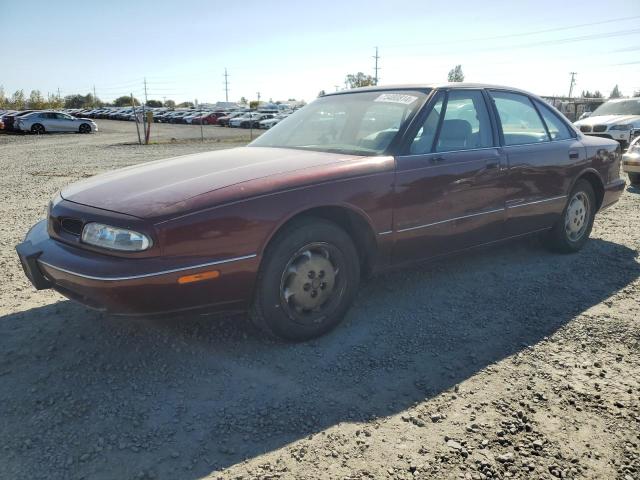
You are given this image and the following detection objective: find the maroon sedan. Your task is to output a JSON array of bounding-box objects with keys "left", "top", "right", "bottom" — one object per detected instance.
[{"left": 16, "top": 84, "right": 625, "bottom": 340}]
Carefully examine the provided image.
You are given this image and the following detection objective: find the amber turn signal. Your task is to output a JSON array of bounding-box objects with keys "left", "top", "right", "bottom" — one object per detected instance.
[{"left": 177, "top": 270, "right": 220, "bottom": 284}]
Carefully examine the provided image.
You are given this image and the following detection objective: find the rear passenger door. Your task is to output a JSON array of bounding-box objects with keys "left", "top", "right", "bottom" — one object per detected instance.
[
  {"left": 393, "top": 89, "right": 507, "bottom": 264},
  {"left": 488, "top": 90, "right": 583, "bottom": 236}
]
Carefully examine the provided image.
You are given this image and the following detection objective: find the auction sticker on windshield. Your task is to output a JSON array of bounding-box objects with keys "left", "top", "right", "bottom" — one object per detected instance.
[{"left": 374, "top": 93, "right": 418, "bottom": 105}]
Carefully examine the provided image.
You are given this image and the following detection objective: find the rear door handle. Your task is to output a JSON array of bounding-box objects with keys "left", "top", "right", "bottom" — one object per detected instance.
[
  {"left": 429, "top": 156, "right": 445, "bottom": 164},
  {"left": 569, "top": 150, "right": 580, "bottom": 159}
]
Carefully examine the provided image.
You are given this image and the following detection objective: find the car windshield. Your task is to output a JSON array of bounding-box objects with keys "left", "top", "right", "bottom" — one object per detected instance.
[
  {"left": 591, "top": 99, "right": 640, "bottom": 116},
  {"left": 250, "top": 90, "right": 427, "bottom": 155}
]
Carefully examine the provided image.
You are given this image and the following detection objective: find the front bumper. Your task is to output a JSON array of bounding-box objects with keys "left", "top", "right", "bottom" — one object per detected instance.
[{"left": 16, "top": 220, "right": 259, "bottom": 315}]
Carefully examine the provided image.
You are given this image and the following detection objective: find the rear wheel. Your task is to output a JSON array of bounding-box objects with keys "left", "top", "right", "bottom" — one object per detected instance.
[
  {"left": 250, "top": 217, "right": 360, "bottom": 341},
  {"left": 629, "top": 172, "right": 640, "bottom": 185},
  {"left": 31, "top": 123, "right": 45, "bottom": 134},
  {"left": 79, "top": 123, "right": 91, "bottom": 134},
  {"left": 544, "top": 179, "right": 596, "bottom": 253}
]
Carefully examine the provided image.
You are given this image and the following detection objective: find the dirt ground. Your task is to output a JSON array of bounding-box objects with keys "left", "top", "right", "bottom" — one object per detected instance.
[{"left": 0, "top": 122, "right": 638, "bottom": 480}]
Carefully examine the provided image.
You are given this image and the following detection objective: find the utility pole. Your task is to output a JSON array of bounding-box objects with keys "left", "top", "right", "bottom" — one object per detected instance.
[
  {"left": 162, "top": 96, "right": 166, "bottom": 106},
  {"left": 93, "top": 85, "right": 97, "bottom": 107},
  {"left": 57, "top": 88, "right": 61, "bottom": 100},
  {"left": 568, "top": 72, "right": 577, "bottom": 98},
  {"left": 142, "top": 78, "right": 149, "bottom": 144},
  {"left": 223, "top": 68, "right": 230, "bottom": 102},
  {"left": 373, "top": 46, "right": 380, "bottom": 86},
  {"left": 256, "top": 91, "right": 261, "bottom": 105}
]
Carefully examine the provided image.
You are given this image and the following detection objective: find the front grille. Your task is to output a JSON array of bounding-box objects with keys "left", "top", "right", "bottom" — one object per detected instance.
[
  {"left": 593, "top": 125, "right": 607, "bottom": 133},
  {"left": 579, "top": 125, "right": 592, "bottom": 133},
  {"left": 60, "top": 217, "right": 83, "bottom": 236}
]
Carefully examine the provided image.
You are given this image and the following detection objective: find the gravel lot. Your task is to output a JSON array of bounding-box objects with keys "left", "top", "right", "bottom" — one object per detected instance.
[{"left": 0, "top": 121, "right": 639, "bottom": 480}]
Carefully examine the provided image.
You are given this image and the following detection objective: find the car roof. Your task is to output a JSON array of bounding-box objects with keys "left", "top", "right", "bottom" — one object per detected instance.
[{"left": 324, "top": 82, "right": 540, "bottom": 97}]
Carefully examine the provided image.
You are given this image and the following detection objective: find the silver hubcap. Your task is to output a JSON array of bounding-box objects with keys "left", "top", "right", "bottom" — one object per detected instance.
[
  {"left": 280, "top": 243, "right": 341, "bottom": 323},
  {"left": 565, "top": 191, "right": 590, "bottom": 242}
]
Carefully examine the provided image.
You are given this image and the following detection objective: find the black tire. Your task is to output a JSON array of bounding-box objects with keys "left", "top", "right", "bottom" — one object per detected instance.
[
  {"left": 31, "top": 123, "right": 45, "bottom": 134},
  {"left": 544, "top": 179, "right": 596, "bottom": 253},
  {"left": 79, "top": 123, "right": 91, "bottom": 134},
  {"left": 629, "top": 172, "right": 640, "bottom": 185},
  {"left": 250, "top": 217, "right": 360, "bottom": 341}
]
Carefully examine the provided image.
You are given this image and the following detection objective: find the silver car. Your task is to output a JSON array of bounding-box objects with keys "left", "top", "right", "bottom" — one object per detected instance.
[{"left": 15, "top": 111, "right": 97, "bottom": 134}]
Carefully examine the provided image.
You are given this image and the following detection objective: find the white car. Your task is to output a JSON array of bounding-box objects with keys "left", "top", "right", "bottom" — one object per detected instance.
[
  {"left": 259, "top": 112, "right": 291, "bottom": 129},
  {"left": 229, "top": 113, "right": 264, "bottom": 128},
  {"left": 15, "top": 111, "right": 97, "bottom": 134},
  {"left": 622, "top": 136, "right": 640, "bottom": 185},
  {"left": 574, "top": 98, "right": 640, "bottom": 148}
]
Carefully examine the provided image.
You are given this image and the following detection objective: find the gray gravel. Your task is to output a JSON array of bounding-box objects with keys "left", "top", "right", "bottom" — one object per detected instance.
[{"left": 0, "top": 122, "right": 639, "bottom": 480}]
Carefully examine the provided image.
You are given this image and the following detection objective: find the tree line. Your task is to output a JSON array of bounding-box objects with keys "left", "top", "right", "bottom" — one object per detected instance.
[{"left": 0, "top": 87, "right": 192, "bottom": 110}]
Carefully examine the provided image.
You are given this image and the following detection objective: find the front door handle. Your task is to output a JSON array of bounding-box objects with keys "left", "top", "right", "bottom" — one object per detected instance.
[{"left": 569, "top": 150, "right": 580, "bottom": 159}]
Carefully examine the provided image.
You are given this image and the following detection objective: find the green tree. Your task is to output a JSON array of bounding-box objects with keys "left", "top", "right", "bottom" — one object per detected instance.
[
  {"left": 249, "top": 100, "right": 259, "bottom": 109},
  {"left": 164, "top": 99, "right": 176, "bottom": 108},
  {"left": 146, "top": 99, "right": 163, "bottom": 108},
  {"left": 318, "top": 90, "right": 326, "bottom": 97},
  {"left": 28, "top": 90, "right": 46, "bottom": 109},
  {"left": 47, "top": 92, "right": 64, "bottom": 109},
  {"left": 593, "top": 90, "right": 603, "bottom": 98},
  {"left": 10, "top": 90, "right": 26, "bottom": 109},
  {"left": 0, "top": 85, "right": 7, "bottom": 109},
  {"left": 345, "top": 72, "right": 375, "bottom": 89},
  {"left": 447, "top": 65, "right": 465, "bottom": 82},
  {"left": 239, "top": 97, "right": 247, "bottom": 105},
  {"left": 609, "top": 85, "right": 622, "bottom": 99},
  {"left": 177, "top": 101, "right": 194, "bottom": 108},
  {"left": 113, "top": 95, "right": 138, "bottom": 107}
]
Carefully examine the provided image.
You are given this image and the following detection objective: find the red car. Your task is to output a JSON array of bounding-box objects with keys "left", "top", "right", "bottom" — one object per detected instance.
[
  {"left": 16, "top": 84, "right": 625, "bottom": 340},
  {"left": 193, "top": 111, "right": 227, "bottom": 125}
]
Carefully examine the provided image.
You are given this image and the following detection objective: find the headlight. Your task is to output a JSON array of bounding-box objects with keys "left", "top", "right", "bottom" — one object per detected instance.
[
  {"left": 81, "top": 223, "right": 152, "bottom": 251},
  {"left": 610, "top": 124, "right": 632, "bottom": 131}
]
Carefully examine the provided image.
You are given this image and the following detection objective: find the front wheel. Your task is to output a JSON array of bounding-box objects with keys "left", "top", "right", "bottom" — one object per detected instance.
[
  {"left": 79, "top": 123, "right": 91, "bottom": 134},
  {"left": 250, "top": 217, "right": 360, "bottom": 341},
  {"left": 31, "top": 123, "right": 45, "bottom": 134},
  {"left": 629, "top": 172, "right": 640, "bottom": 185},
  {"left": 543, "top": 179, "right": 596, "bottom": 253}
]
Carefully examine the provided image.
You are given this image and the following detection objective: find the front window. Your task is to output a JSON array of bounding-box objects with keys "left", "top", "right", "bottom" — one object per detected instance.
[
  {"left": 591, "top": 99, "right": 640, "bottom": 116},
  {"left": 250, "top": 90, "right": 427, "bottom": 155}
]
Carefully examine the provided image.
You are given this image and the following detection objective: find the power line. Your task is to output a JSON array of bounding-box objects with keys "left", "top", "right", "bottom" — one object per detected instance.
[{"left": 384, "top": 15, "right": 640, "bottom": 49}]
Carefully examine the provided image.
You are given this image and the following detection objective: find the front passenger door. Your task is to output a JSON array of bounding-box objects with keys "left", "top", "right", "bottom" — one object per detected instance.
[{"left": 393, "top": 89, "right": 507, "bottom": 264}]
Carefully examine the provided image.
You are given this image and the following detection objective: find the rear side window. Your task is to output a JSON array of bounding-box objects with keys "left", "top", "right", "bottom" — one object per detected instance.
[
  {"left": 535, "top": 101, "right": 574, "bottom": 141},
  {"left": 490, "top": 91, "right": 549, "bottom": 146}
]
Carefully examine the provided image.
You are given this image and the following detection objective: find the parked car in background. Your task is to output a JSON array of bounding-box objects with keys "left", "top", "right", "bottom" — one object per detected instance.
[
  {"left": 2, "top": 110, "right": 38, "bottom": 131},
  {"left": 574, "top": 98, "right": 640, "bottom": 149},
  {"left": 622, "top": 136, "right": 640, "bottom": 185},
  {"left": 217, "top": 111, "right": 246, "bottom": 127},
  {"left": 259, "top": 112, "right": 291, "bottom": 129},
  {"left": 229, "top": 113, "right": 272, "bottom": 128},
  {"left": 15, "top": 111, "right": 97, "bottom": 134},
  {"left": 16, "top": 83, "right": 624, "bottom": 341},
  {"left": 183, "top": 111, "right": 207, "bottom": 124},
  {"left": 191, "top": 112, "right": 225, "bottom": 125}
]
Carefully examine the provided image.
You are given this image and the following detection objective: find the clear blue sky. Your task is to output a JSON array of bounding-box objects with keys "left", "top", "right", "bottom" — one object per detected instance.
[{"left": 1, "top": 0, "right": 639, "bottom": 104}]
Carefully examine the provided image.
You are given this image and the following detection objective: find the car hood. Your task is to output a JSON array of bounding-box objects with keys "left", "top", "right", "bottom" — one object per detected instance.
[
  {"left": 575, "top": 114, "right": 640, "bottom": 127},
  {"left": 61, "top": 147, "right": 377, "bottom": 220}
]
